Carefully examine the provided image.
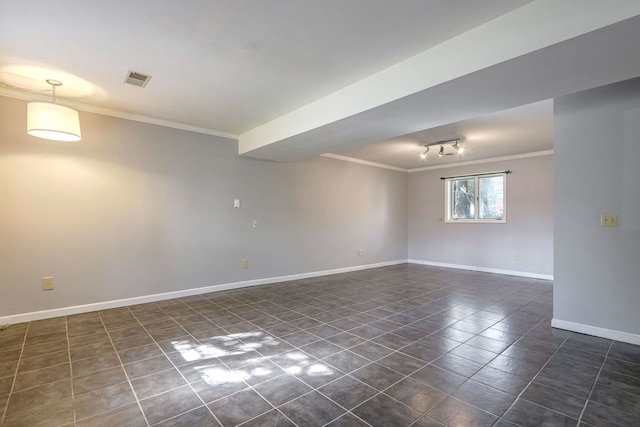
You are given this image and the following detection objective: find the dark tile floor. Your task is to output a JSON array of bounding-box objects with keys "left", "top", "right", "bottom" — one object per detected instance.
[{"left": 1, "top": 264, "right": 639, "bottom": 426}]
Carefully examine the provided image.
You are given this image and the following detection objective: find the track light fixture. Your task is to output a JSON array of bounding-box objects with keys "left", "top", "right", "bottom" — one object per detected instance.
[{"left": 419, "top": 138, "right": 464, "bottom": 160}]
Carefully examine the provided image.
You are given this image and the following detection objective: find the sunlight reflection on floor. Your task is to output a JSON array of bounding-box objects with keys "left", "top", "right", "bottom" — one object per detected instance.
[{"left": 171, "top": 331, "right": 339, "bottom": 388}]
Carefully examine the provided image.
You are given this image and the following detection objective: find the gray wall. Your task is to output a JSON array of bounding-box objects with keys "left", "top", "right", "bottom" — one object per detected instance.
[
  {"left": 554, "top": 78, "right": 640, "bottom": 339},
  {"left": 408, "top": 155, "right": 554, "bottom": 276},
  {"left": 0, "top": 96, "right": 408, "bottom": 318}
]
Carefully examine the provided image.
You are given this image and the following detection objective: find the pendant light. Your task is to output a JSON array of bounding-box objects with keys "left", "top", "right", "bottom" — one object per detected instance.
[{"left": 27, "top": 79, "right": 81, "bottom": 141}]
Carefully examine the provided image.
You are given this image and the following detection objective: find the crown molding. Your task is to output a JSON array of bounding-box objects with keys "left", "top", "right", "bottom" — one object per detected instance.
[
  {"left": 322, "top": 150, "right": 554, "bottom": 173},
  {"left": 0, "top": 88, "right": 239, "bottom": 140},
  {"left": 407, "top": 150, "right": 554, "bottom": 173},
  {"left": 321, "top": 153, "right": 408, "bottom": 172}
]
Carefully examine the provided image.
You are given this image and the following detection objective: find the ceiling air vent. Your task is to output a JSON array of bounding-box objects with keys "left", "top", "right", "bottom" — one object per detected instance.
[{"left": 123, "top": 70, "right": 152, "bottom": 88}]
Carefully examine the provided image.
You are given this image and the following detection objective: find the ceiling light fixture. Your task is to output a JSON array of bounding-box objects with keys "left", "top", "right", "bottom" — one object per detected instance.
[
  {"left": 453, "top": 141, "right": 464, "bottom": 154},
  {"left": 419, "top": 138, "right": 464, "bottom": 160},
  {"left": 27, "top": 79, "right": 81, "bottom": 141}
]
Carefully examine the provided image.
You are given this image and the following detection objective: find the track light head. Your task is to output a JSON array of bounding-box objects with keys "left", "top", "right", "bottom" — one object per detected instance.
[
  {"left": 438, "top": 145, "right": 444, "bottom": 157},
  {"left": 453, "top": 141, "right": 464, "bottom": 154}
]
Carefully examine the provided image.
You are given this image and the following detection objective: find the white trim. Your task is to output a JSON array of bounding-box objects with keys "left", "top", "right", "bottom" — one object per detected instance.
[
  {"left": 320, "top": 154, "right": 408, "bottom": 172},
  {"left": 0, "top": 260, "right": 406, "bottom": 325},
  {"left": 0, "top": 89, "right": 238, "bottom": 140},
  {"left": 320, "top": 151, "right": 554, "bottom": 173},
  {"left": 551, "top": 319, "right": 640, "bottom": 346},
  {"left": 408, "top": 259, "right": 553, "bottom": 281},
  {"left": 408, "top": 150, "right": 554, "bottom": 173}
]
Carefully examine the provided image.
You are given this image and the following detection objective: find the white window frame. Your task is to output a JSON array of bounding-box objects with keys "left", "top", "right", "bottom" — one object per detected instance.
[{"left": 444, "top": 172, "right": 507, "bottom": 223}]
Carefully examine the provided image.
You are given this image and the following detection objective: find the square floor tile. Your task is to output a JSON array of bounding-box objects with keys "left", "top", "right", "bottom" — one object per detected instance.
[
  {"left": 432, "top": 353, "right": 483, "bottom": 378},
  {"left": 2, "top": 397, "right": 74, "bottom": 427},
  {"left": 13, "top": 363, "right": 70, "bottom": 392},
  {"left": 131, "top": 368, "right": 187, "bottom": 399},
  {"left": 596, "top": 368, "right": 640, "bottom": 395},
  {"left": 318, "top": 375, "right": 378, "bottom": 410},
  {"left": 377, "top": 352, "right": 427, "bottom": 376},
  {"left": 208, "top": 388, "right": 272, "bottom": 426},
  {"left": 351, "top": 363, "right": 404, "bottom": 391},
  {"left": 471, "top": 365, "right": 530, "bottom": 396},
  {"left": 280, "top": 391, "right": 345, "bottom": 427},
  {"left": 352, "top": 393, "right": 421, "bottom": 427},
  {"left": 294, "top": 360, "right": 345, "bottom": 388},
  {"left": 386, "top": 378, "right": 447, "bottom": 412},
  {"left": 349, "top": 341, "right": 393, "bottom": 361},
  {"left": 74, "top": 382, "right": 136, "bottom": 420},
  {"left": 589, "top": 382, "right": 640, "bottom": 415},
  {"left": 503, "top": 399, "right": 578, "bottom": 427},
  {"left": 521, "top": 382, "right": 585, "bottom": 419},
  {"left": 453, "top": 380, "right": 515, "bottom": 416},
  {"left": 450, "top": 343, "right": 498, "bottom": 365},
  {"left": 5, "top": 379, "right": 72, "bottom": 416},
  {"left": 75, "top": 403, "right": 147, "bottom": 427},
  {"left": 237, "top": 359, "right": 285, "bottom": 386},
  {"left": 410, "top": 365, "right": 466, "bottom": 395},
  {"left": 254, "top": 374, "right": 312, "bottom": 406},
  {"left": 73, "top": 365, "right": 127, "bottom": 395},
  {"left": 139, "top": 384, "right": 203, "bottom": 425},
  {"left": 428, "top": 396, "right": 498, "bottom": 426},
  {"left": 325, "top": 412, "right": 371, "bottom": 427},
  {"left": 581, "top": 399, "right": 640, "bottom": 426},
  {"left": 239, "top": 409, "right": 295, "bottom": 427},
  {"left": 300, "top": 340, "right": 344, "bottom": 359}
]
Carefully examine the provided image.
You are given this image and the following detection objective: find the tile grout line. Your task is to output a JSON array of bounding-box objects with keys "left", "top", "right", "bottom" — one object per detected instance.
[
  {"left": 65, "top": 316, "right": 76, "bottom": 427},
  {"left": 576, "top": 340, "right": 613, "bottom": 424},
  {"left": 0, "top": 322, "right": 30, "bottom": 425},
  {"left": 97, "top": 308, "right": 152, "bottom": 427},
  {"left": 494, "top": 318, "right": 571, "bottom": 426}
]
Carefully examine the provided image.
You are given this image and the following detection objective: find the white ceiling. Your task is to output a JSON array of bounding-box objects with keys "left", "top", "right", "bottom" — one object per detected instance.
[
  {"left": 333, "top": 100, "right": 553, "bottom": 170},
  {"left": 1, "top": 1, "right": 640, "bottom": 168},
  {"left": 0, "top": 0, "right": 530, "bottom": 134}
]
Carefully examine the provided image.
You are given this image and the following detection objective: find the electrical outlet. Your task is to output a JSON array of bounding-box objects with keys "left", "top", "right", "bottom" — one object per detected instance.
[
  {"left": 42, "top": 277, "right": 54, "bottom": 290},
  {"left": 234, "top": 199, "right": 240, "bottom": 208},
  {"left": 252, "top": 220, "right": 258, "bottom": 228},
  {"left": 513, "top": 253, "right": 520, "bottom": 261},
  {"left": 241, "top": 259, "right": 249, "bottom": 269},
  {"left": 600, "top": 214, "right": 618, "bottom": 227},
  {"left": 357, "top": 249, "right": 363, "bottom": 256}
]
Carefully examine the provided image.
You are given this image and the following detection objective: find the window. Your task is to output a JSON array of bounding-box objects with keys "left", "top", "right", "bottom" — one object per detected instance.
[{"left": 445, "top": 172, "right": 506, "bottom": 223}]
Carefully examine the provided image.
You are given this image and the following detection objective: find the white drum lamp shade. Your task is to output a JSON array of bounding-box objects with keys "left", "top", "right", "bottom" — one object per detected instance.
[{"left": 27, "top": 101, "right": 81, "bottom": 141}]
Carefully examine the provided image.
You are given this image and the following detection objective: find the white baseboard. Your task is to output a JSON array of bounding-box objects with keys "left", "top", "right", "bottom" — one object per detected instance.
[
  {"left": 0, "top": 260, "right": 407, "bottom": 325},
  {"left": 408, "top": 259, "right": 553, "bottom": 281},
  {"left": 552, "top": 318, "right": 640, "bottom": 346}
]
